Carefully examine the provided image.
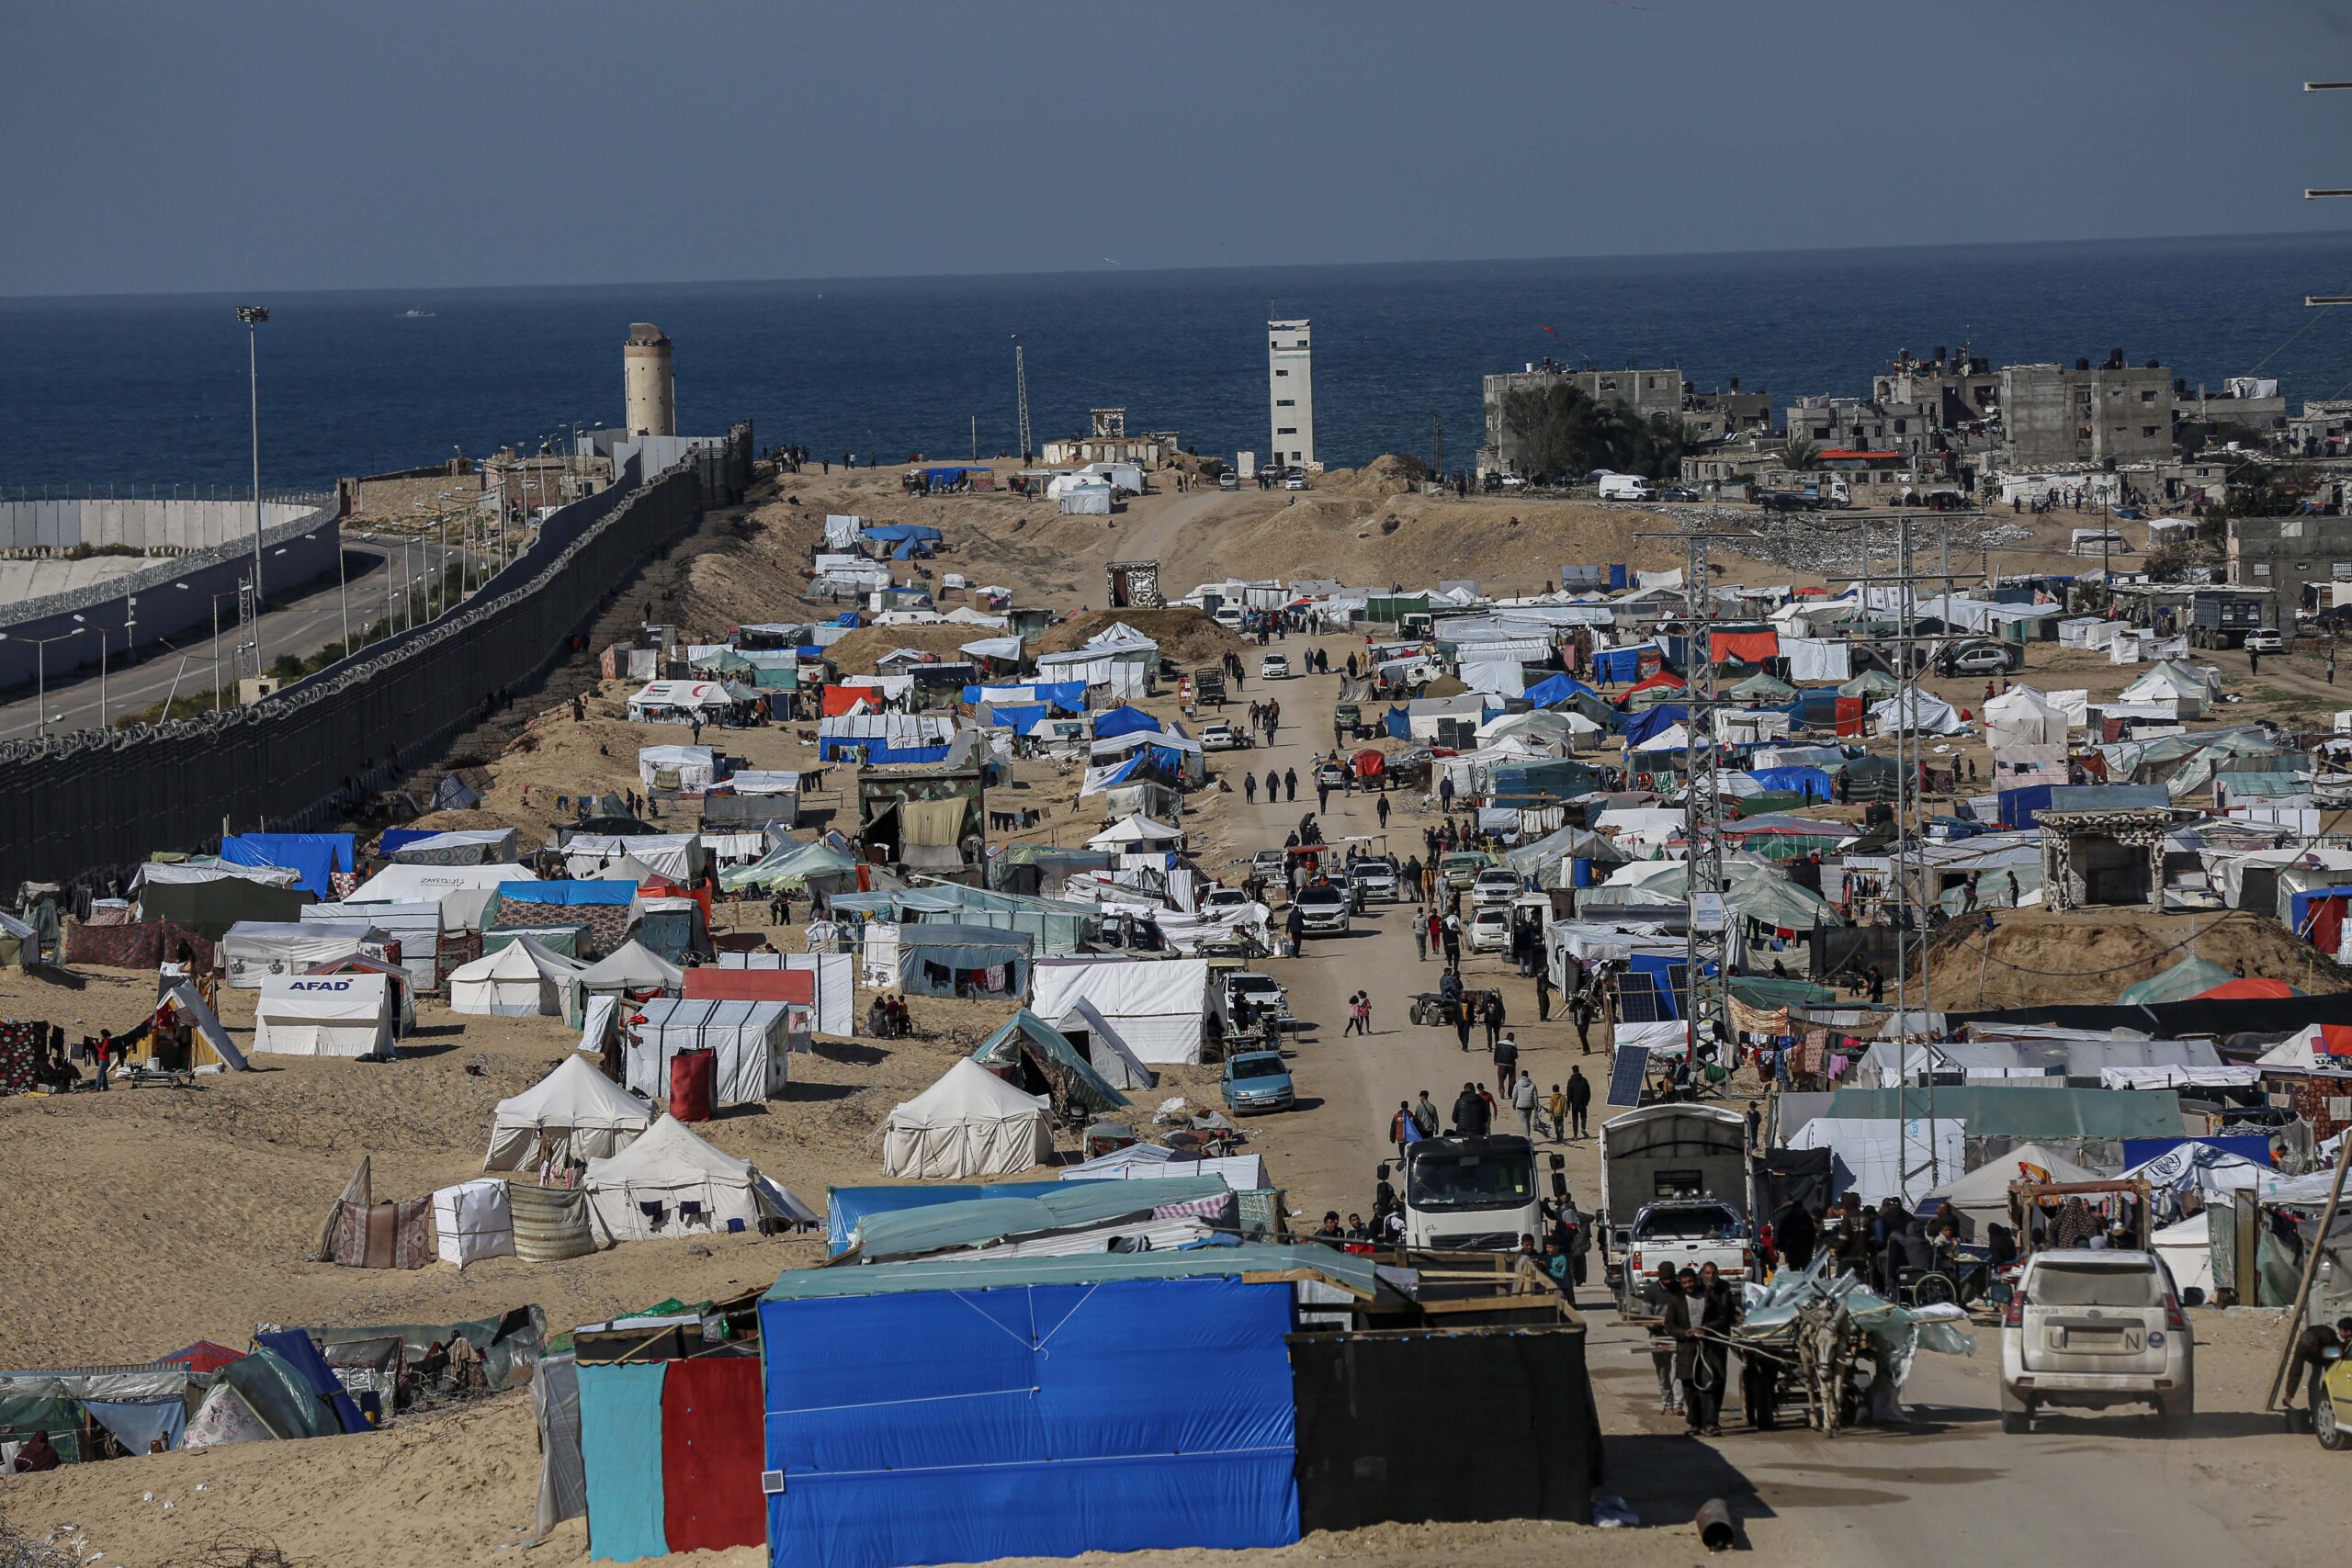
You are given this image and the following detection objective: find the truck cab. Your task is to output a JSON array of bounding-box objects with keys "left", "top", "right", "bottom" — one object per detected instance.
[{"left": 1393, "top": 1134, "right": 1542, "bottom": 1250}]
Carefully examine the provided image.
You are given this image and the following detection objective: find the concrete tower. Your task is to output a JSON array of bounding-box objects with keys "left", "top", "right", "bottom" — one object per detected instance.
[
  {"left": 1268, "top": 318, "right": 1315, "bottom": 469},
  {"left": 623, "top": 321, "right": 675, "bottom": 437}
]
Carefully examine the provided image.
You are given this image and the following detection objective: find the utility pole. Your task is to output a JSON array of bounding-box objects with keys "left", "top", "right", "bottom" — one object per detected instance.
[
  {"left": 2305, "top": 82, "right": 2352, "bottom": 307},
  {"left": 1431, "top": 412, "right": 1445, "bottom": 482},
  {"left": 236, "top": 305, "right": 269, "bottom": 669},
  {"left": 1013, "top": 342, "right": 1033, "bottom": 464},
  {"left": 971, "top": 414, "right": 978, "bottom": 463}
]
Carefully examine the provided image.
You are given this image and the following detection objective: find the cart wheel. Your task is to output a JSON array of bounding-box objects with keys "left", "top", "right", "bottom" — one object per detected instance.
[{"left": 1912, "top": 1271, "right": 1957, "bottom": 1308}]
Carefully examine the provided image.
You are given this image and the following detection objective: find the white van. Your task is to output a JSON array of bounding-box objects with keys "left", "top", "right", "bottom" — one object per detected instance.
[{"left": 1597, "top": 473, "right": 1657, "bottom": 502}]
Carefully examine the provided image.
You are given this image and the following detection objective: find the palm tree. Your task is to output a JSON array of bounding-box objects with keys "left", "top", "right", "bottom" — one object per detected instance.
[{"left": 1783, "top": 436, "right": 1823, "bottom": 471}]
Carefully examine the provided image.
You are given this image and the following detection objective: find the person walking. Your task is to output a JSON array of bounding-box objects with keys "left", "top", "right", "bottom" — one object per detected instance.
[
  {"left": 1668, "top": 1262, "right": 1734, "bottom": 1436},
  {"left": 1442, "top": 910, "right": 1463, "bottom": 966},
  {"left": 1413, "top": 918, "right": 1428, "bottom": 962},
  {"left": 1535, "top": 966, "right": 1554, "bottom": 1022},
  {"left": 1481, "top": 989, "right": 1506, "bottom": 1052},
  {"left": 1243, "top": 772, "right": 1257, "bottom": 805},
  {"left": 1403, "top": 853, "right": 1423, "bottom": 904},
  {"left": 1646, "top": 1265, "right": 1684, "bottom": 1416},
  {"left": 1283, "top": 767, "right": 1298, "bottom": 803},
  {"left": 1511, "top": 1069, "right": 1539, "bottom": 1138},
  {"left": 1453, "top": 998, "right": 1475, "bottom": 1053},
  {"left": 1566, "top": 1065, "right": 1592, "bottom": 1139},
  {"left": 1493, "top": 1031, "right": 1520, "bottom": 1096},
  {"left": 1389, "top": 1100, "right": 1420, "bottom": 1164},
  {"left": 1317, "top": 777, "right": 1330, "bottom": 814},
  {"left": 1375, "top": 793, "right": 1390, "bottom": 829},
  {"left": 1264, "top": 766, "right": 1280, "bottom": 803},
  {"left": 1546, "top": 1082, "right": 1569, "bottom": 1145},
  {"left": 1451, "top": 1081, "right": 1487, "bottom": 1135}
]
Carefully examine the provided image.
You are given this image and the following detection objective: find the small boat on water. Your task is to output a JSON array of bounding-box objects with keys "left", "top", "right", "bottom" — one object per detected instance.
[{"left": 398, "top": 308, "right": 436, "bottom": 319}]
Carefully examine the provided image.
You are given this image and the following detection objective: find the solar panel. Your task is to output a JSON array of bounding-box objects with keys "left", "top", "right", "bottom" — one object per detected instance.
[{"left": 1607, "top": 1044, "right": 1651, "bottom": 1108}]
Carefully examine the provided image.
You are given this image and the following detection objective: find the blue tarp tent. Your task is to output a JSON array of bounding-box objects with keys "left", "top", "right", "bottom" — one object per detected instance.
[
  {"left": 220, "top": 833, "right": 355, "bottom": 897},
  {"left": 824, "top": 1181, "right": 1065, "bottom": 1255},
  {"left": 860, "top": 524, "right": 944, "bottom": 544},
  {"left": 1749, "top": 765, "right": 1833, "bottom": 801},
  {"left": 980, "top": 703, "right": 1048, "bottom": 734},
  {"left": 253, "top": 1330, "right": 367, "bottom": 1435},
  {"left": 1997, "top": 784, "right": 2054, "bottom": 828},
  {"left": 1092, "top": 706, "right": 1163, "bottom": 740},
  {"left": 2290, "top": 886, "right": 2352, "bottom": 942},
  {"left": 498, "top": 881, "right": 635, "bottom": 908},
  {"left": 1522, "top": 671, "right": 1593, "bottom": 709},
  {"left": 759, "top": 1269, "right": 1299, "bottom": 1568},
  {"left": 1621, "top": 705, "right": 1689, "bottom": 747},
  {"left": 1592, "top": 645, "right": 1650, "bottom": 683},
  {"left": 1383, "top": 705, "right": 1411, "bottom": 739},
  {"left": 963, "top": 682, "right": 1088, "bottom": 712}
]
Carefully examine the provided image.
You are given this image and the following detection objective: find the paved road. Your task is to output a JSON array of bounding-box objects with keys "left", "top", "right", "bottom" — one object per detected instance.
[
  {"left": 1227, "top": 629, "right": 2332, "bottom": 1563},
  {"left": 0, "top": 537, "right": 469, "bottom": 740}
]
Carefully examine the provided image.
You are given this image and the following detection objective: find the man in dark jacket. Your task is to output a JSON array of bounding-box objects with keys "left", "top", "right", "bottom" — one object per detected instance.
[
  {"left": 1566, "top": 1066, "right": 1593, "bottom": 1138},
  {"left": 1283, "top": 767, "right": 1298, "bottom": 802},
  {"left": 1452, "top": 1082, "right": 1489, "bottom": 1136},
  {"left": 1774, "top": 1200, "right": 1819, "bottom": 1271},
  {"left": 1666, "top": 1263, "right": 1736, "bottom": 1435},
  {"left": 1482, "top": 989, "right": 1507, "bottom": 1051}
]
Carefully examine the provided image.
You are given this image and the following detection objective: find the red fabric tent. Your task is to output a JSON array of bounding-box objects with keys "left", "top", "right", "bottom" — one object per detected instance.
[
  {"left": 1710, "top": 629, "right": 1780, "bottom": 664},
  {"left": 820, "top": 683, "right": 888, "bottom": 716},
  {"left": 2190, "top": 977, "right": 2302, "bottom": 1001},
  {"left": 158, "top": 1341, "right": 245, "bottom": 1374}
]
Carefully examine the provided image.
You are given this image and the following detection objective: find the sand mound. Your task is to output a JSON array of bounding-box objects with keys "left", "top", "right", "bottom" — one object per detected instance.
[
  {"left": 1329, "top": 453, "right": 1427, "bottom": 498},
  {"left": 1037, "top": 607, "right": 1241, "bottom": 664},
  {"left": 1923, "top": 905, "right": 2351, "bottom": 1012},
  {"left": 824, "top": 622, "right": 986, "bottom": 673}
]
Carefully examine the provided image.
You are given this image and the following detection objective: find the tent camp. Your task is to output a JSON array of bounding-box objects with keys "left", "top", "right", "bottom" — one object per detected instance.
[
  {"left": 136, "top": 865, "right": 312, "bottom": 938},
  {"left": 2117, "top": 955, "right": 2235, "bottom": 1007},
  {"left": 1984, "top": 687, "right": 2066, "bottom": 750},
  {"left": 621, "top": 998, "right": 795, "bottom": 1107},
  {"left": 896, "top": 923, "right": 1034, "bottom": 999},
  {"left": 449, "top": 937, "right": 582, "bottom": 1017},
  {"left": 137, "top": 981, "right": 246, "bottom": 1073},
  {"left": 252, "top": 973, "right": 397, "bottom": 1058},
  {"left": 385, "top": 827, "right": 518, "bottom": 865},
  {"left": 485, "top": 1055, "right": 657, "bottom": 1171},
  {"left": 1030, "top": 957, "right": 1211, "bottom": 1065},
  {"left": 639, "top": 744, "right": 718, "bottom": 795},
  {"left": 1870, "top": 690, "right": 1964, "bottom": 737},
  {"left": 969, "top": 1010, "right": 1130, "bottom": 1117},
  {"left": 345, "top": 863, "right": 534, "bottom": 932},
  {"left": 1045, "top": 997, "right": 1158, "bottom": 1090},
  {"left": 1087, "top": 814, "right": 1183, "bottom": 852},
  {"left": 220, "top": 919, "right": 390, "bottom": 988},
  {"left": 883, "top": 1058, "right": 1054, "bottom": 1179},
  {"left": 303, "top": 900, "right": 439, "bottom": 993},
  {"left": 570, "top": 938, "right": 685, "bottom": 1023},
  {"left": 585, "top": 1114, "right": 814, "bottom": 1244}
]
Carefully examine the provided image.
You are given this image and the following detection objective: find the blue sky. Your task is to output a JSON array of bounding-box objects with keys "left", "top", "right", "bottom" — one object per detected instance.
[{"left": 3, "top": 0, "right": 2347, "bottom": 296}]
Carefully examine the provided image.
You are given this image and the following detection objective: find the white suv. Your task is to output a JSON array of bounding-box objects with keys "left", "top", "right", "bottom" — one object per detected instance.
[{"left": 1999, "top": 1249, "right": 2192, "bottom": 1432}]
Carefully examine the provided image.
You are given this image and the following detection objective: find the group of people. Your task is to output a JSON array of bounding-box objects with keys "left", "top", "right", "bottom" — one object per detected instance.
[
  {"left": 1645, "top": 1261, "right": 1740, "bottom": 1435},
  {"left": 861, "top": 994, "right": 914, "bottom": 1038}
]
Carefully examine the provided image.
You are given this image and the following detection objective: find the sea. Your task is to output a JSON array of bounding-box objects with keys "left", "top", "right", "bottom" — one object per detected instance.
[{"left": 5, "top": 231, "right": 2352, "bottom": 494}]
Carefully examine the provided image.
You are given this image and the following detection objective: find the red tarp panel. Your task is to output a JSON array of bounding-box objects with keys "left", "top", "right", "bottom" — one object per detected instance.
[
  {"left": 1626, "top": 671, "right": 1686, "bottom": 695},
  {"left": 1711, "top": 629, "right": 1780, "bottom": 664},
  {"left": 1351, "top": 749, "right": 1386, "bottom": 779},
  {"left": 2190, "top": 978, "right": 2301, "bottom": 1001},
  {"left": 820, "top": 683, "right": 887, "bottom": 716},
  {"left": 641, "top": 874, "right": 715, "bottom": 925},
  {"left": 669, "top": 1049, "right": 716, "bottom": 1122},
  {"left": 1835, "top": 697, "right": 1865, "bottom": 739},
  {"left": 659, "top": 1357, "right": 767, "bottom": 1555},
  {"left": 159, "top": 1341, "right": 246, "bottom": 1374},
  {"left": 2307, "top": 897, "right": 2347, "bottom": 961},
  {"left": 682, "top": 967, "right": 814, "bottom": 1005}
]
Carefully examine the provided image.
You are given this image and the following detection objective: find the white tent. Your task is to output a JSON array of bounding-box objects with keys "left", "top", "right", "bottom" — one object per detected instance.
[
  {"left": 433, "top": 1179, "right": 516, "bottom": 1269},
  {"left": 562, "top": 832, "right": 703, "bottom": 884},
  {"left": 484, "top": 1055, "right": 656, "bottom": 1170},
  {"left": 639, "top": 744, "right": 718, "bottom": 795},
  {"left": 449, "top": 938, "right": 581, "bottom": 1017},
  {"left": 220, "top": 920, "right": 390, "bottom": 988},
  {"left": 1057, "top": 1144, "right": 1266, "bottom": 1190},
  {"left": 388, "top": 828, "right": 518, "bottom": 864},
  {"left": 251, "top": 972, "right": 397, "bottom": 1058},
  {"left": 303, "top": 900, "right": 440, "bottom": 994},
  {"left": 627, "top": 680, "right": 741, "bottom": 721},
  {"left": 2151, "top": 1211, "right": 2215, "bottom": 1298},
  {"left": 883, "top": 1058, "right": 1053, "bottom": 1179},
  {"left": 576, "top": 938, "right": 685, "bottom": 998},
  {"left": 1920, "top": 1140, "right": 2101, "bottom": 1238},
  {"left": 1870, "top": 690, "right": 1964, "bottom": 737},
  {"left": 1030, "top": 957, "right": 1211, "bottom": 1065},
  {"left": 1087, "top": 814, "right": 1182, "bottom": 851},
  {"left": 1046, "top": 997, "right": 1159, "bottom": 1090},
  {"left": 1787, "top": 1117, "right": 1965, "bottom": 1204},
  {"left": 345, "top": 863, "right": 536, "bottom": 932},
  {"left": 585, "top": 1114, "right": 814, "bottom": 1244},
  {"left": 1984, "top": 687, "right": 2066, "bottom": 750},
  {"left": 621, "top": 998, "right": 792, "bottom": 1106}
]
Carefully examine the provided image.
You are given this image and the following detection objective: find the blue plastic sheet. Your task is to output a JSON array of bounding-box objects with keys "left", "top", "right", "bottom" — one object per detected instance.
[
  {"left": 1092, "top": 706, "right": 1163, "bottom": 740},
  {"left": 253, "top": 1330, "right": 366, "bottom": 1434},
  {"left": 220, "top": 833, "right": 354, "bottom": 897},
  {"left": 500, "top": 880, "right": 637, "bottom": 907},
  {"left": 1749, "top": 765, "right": 1832, "bottom": 801},
  {"left": 761, "top": 1276, "right": 1298, "bottom": 1568},
  {"left": 1521, "top": 671, "right": 1592, "bottom": 709},
  {"left": 824, "top": 1181, "right": 1066, "bottom": 1255},
  {"left": 1621, "top": 705, "right": 1689, "bottom": 747},
  {"left": 85, "top": 1399, "right": 186, "bottom": 1454},
  {"left": 580, "top": 1361, "right": 670, "bottom": 1562}
]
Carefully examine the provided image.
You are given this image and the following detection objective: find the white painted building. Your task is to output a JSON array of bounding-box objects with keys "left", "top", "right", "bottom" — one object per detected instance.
[{"left": 1268, "top": 318, "right": 1316, "bottom": 470}]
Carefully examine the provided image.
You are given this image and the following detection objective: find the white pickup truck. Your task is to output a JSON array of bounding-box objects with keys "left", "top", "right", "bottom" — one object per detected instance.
[{"left": 1619, "top": 1199, "right": 1751, "bottom": 1308}]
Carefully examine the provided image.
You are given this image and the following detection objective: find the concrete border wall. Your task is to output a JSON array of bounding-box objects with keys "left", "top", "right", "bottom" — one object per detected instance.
[{"left": 0, "top": 423, "right": 753, "bottom": 892}]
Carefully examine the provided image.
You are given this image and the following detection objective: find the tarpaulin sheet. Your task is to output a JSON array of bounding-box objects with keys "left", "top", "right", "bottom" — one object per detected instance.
[
  {"left": 661, "top": 1357, "right": 767, "bottom": 1555},
  {"left": 1290, "top": 1328, "right": 1600, "bottom": 1530},
  {"left": 533, "top": 1354, "right": 587, "bottom": 1539},
  {"left": 220, "top": 833, "right": 355, "bottom": 897},
  {"left": 254, "top": 1330, "right": 367, "bottom": 1434},
  {"left": 1710, "top": 628, "right": 1780, "bottom": 665},
  {"left": 759, "top": 1276, "right": 1298, "bottom": 1568},
  {"left": 2120, "top": 1134, "right": 2273, "bottom": 1168},
  {"left": 1521, "top": 671, "right": 1592, "bottom": 709},
  {"left": 224, "top": 1348, "right": 335, "bottom": 1440},
  {"left": 85, "top": 1397, "right": 186, "bottom": 1454},
  {"left": 1621, "top": 705, "right": 1688, "bottom": 747},
  {"left": 824, "top": 1180, "right": 1064, "bottom": 1255},
  {"left": 1092, "top": 706, "right": 1163, "bottom": 739},
  {"left": 581, "top": 1360, "right": 669, "bottom": 1562}
]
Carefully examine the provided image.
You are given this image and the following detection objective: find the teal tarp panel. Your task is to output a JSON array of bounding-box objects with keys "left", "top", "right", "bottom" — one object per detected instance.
[
  {"left": 580, "top": 1360, "right": 669, "bottom": 1562},
  {"left": 223, "top": 1348, "right": 334, "bottom": 1439},
  {"left": 0, "top": 1395, "right": 81, "bottom": 1461}
]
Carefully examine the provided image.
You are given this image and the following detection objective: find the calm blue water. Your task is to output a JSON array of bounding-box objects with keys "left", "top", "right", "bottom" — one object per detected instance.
[{"left": 5, "top": 231, "right": 2351, "bottom": 491}]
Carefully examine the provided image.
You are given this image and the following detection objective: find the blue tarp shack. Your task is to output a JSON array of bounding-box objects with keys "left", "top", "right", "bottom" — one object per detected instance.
[
  {"left": 758, "top": 1249, "right": 1320, "bottom": 1568},
  {"left": 978, "top": 703, "right": 1048, "bottom": 734},
  {"left": 1749, "top": 765, "right": 1832, "bottom": 802},
  {"left": 1522, "top": 671, "right": 1593, "bottom": 709},
  {"left": 1591, "top": 645, "right": 1650, "bottom": 683},
  {"left": 1092, "top": 705, "right": 1163, "bottom": 740},
  {"left": 1621, "top": 705, "right": 1689, "bottom": 748},
  {"left": 860, "top": 524, "right": 944, "bottom": 545},
  {"left": 220, "top": 833, "right": 356, "bottom": 897},
  {"left": 824, "top": 1181, "right": 1065, "bottom": 1256},
  {"left": 1997, "top": 784, "right": 2055, "bottom": 828},
  {"left": 897, "top": 923, "right": 1034, "bottom": 998}
]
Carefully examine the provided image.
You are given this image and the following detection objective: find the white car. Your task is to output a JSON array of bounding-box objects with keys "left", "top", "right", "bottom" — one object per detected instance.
[
  {"left": 1260, "top": 653, "right": 1293, "bottom": 680},
  {"left": 1283, "top": 472, "right": 1308, "bottom": 491},
  {"left": 1203, "top": 886, "right": 1253, "bottom": 915},
  {"left": 1467, "top": 906, "right": 1510, "bottom": 953},
  {"left": 1293, "top": 884, "right": 1351, "bottom": 934},
  {"left": 2000, "top": 1248, "right": 2193, "bottom": 1433},
  {"left": 1470, "top": 867, "right": 1521, "bottom": 908},
  {"left": 1200, "top": 723, "right": 1247, "bottom": 750},
  {"left": 2247, "top": 628, "right": 2286, "bottom": 654}
]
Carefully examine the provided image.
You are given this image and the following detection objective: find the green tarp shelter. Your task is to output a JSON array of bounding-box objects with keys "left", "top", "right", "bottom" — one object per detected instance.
[{"left": 2117, "top": 955, "right": 2234, "bottom": 1007}]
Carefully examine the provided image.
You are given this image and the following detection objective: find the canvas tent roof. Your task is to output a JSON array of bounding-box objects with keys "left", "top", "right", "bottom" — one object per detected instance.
[
  {"left": 882, "top": 1057, "right": 1053, "bottom": 1179},
  {"left": 970, "top": 1009, "right": 1129, "bottom": 1115},
  {"left": 576, "top": 938, "right": 684, "bottom": 992},
  {"left": 1920, "top": 1141, "right": 2102, "bottom": 1235},
  {"left": 1047, "top": 996, "right": 1158, "bottom": 1090},
  {"left": 1087, "top": 813, "right": 1182, "bottom": 849},
  {"left": 486, "top": 1055, "right": 655, "bottom": 1170},
  {"left": 450, "top": 938, "right": 582, "bottom": 1016},
  {"left": 586, "top": 1113, "right": 814, "bottom": 1244},
  {"left": 1839, "top": 668, "right": 1901, "bottom": 697},
  {"left": 252, "top": 973, "right": 396, "bottom": 1058},
  {"left": 840, "top": 1174, "right": 1229, "bottom": 1263},
  {"left": 151, "top": 980, "right": 246, "bottom": 1071}
]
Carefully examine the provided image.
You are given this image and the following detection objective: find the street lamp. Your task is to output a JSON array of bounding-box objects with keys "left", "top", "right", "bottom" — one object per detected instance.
[
  {"left": 175, "top": 580, "right": 246, "bottom": 712},
  {"left": 0, "top": 626, "right": 85, "bottom": 739},
  {"left": 236, "top": 305, "right": 269, "bottom": 669},
  {"left": 71, "top": 614, "right": 111, "bottom": 729}
]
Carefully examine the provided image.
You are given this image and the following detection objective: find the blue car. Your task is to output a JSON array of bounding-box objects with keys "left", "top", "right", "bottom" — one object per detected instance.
[{"left": 1221, "top": 1050, "right": 1295, "bottom": 1114}]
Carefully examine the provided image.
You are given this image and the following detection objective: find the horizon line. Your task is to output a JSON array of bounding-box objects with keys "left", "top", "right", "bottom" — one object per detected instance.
[{"left": 2, "top": 226, "right": 2345, "bottom": 306}]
